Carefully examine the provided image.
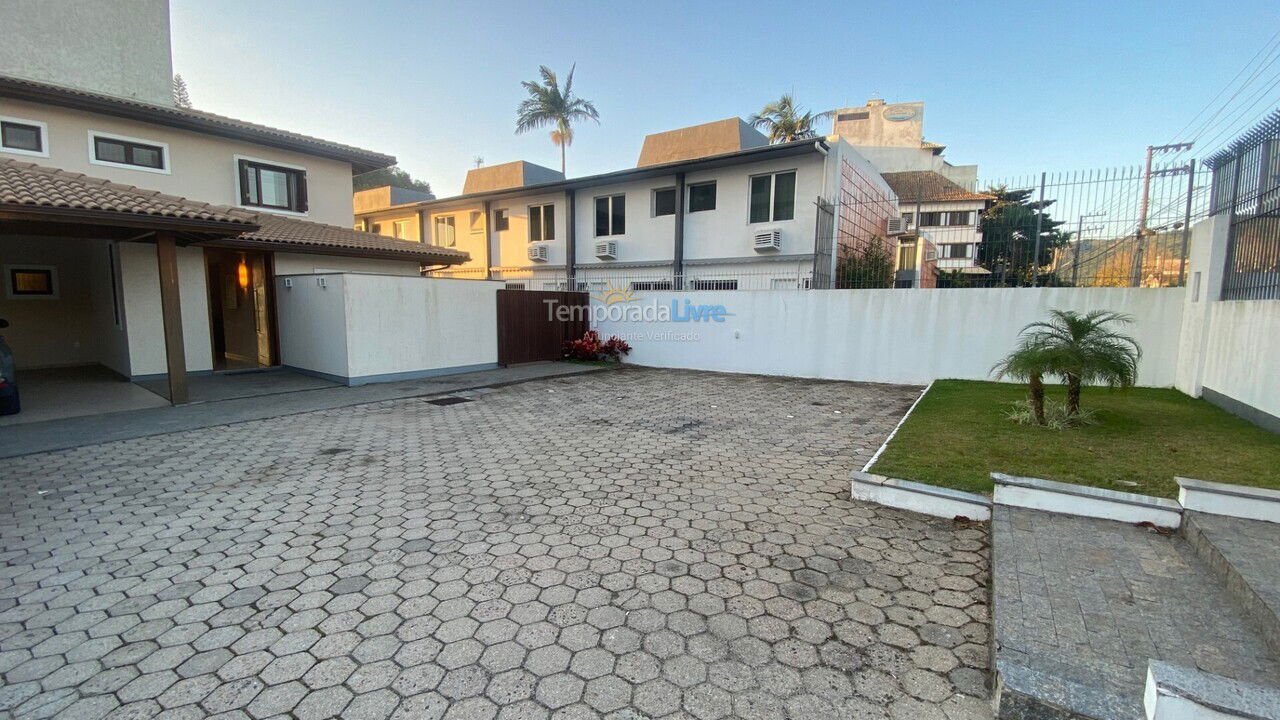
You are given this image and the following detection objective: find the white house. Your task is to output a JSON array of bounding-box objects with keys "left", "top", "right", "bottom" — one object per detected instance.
[
  {"left": 0, "top": 0, "right": 472, "bottom": 416},
  {"left": 357, "top": 119, "right": 900, "bottom": 291}
]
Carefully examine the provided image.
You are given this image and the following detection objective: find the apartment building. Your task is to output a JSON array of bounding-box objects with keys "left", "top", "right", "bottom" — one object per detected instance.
[
  {"left": 832, "top": 98, "right": 992, "bottom": 277},
  {"left": 357, "top": 119, "right": 899, "bottom": 291}
]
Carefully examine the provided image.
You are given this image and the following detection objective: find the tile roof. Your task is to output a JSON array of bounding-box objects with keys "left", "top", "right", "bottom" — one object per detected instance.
[
  {"left": 0, "top": 74, "right": 395, "bottom": 173},
  {"left": 236, "top": 214, "right": 470, "bottom": 264},
  {"left": 0, "top": 158, "right": 258, "bottom": 227},
  {"left": 881, "top": 171, "right": 994, "bottom": 203},
  {"left": 0, "top": 159, "right": 468, "bottom": 264}
]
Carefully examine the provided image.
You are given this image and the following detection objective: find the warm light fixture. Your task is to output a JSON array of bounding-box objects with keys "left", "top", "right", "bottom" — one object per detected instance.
[{"left": 237, "top": 256, "right": 249, "bottom": 289}]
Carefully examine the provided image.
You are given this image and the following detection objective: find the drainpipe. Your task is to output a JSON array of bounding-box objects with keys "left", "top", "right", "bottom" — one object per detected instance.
[
  {"left": 482, "top": 200, "right": 492, "bottom": 280},
  {"left": 565, "top": 189, "right": 576, "bottom": 289},
  {"left": 674, "top": 172, "right": 686, "bottom": 289}
]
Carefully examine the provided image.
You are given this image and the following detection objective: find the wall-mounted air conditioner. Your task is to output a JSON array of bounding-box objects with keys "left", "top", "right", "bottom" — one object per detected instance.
[
  {"left": 527, "top": 243, "right": 549, "bottom": 262},
  {"left": 753, "top": 229, "right": 782, "bottom": 252},
  {"left": 886, "top": 217, "right": 908, "bottom": 235},
  {"left": 595, "top": 241, "right": 618, "bottom": 260}
]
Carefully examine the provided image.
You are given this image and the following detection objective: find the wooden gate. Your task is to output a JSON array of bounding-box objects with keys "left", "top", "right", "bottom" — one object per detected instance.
[{"left": 496, "top": 289, "right": 589, "bottom": 365}]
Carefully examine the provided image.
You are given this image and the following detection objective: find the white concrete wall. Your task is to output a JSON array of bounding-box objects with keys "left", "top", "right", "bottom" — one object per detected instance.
[
  {"left": 0, "top": 0, "right": 174, "bottom": 106},
  {"left": 275, "top": 273, "right": 501, "bottom": 384},
  {"left": 0, "top": 99, "right": 358, "bottom": 227},
  {"left": 272, "top": 252, "right": 420, "bottom": 276},
  {"left": 594, "top": 287, "right": 1186, "bottom": 387},
  {"left": 274, "top": 273, "right": 350, "bottom": 380},
  {"left": 0, "top": 236, "right": 99, "bottom": 369},
  {"left": 1197, "top": 301, "right": 1280, "bottom": 421}
]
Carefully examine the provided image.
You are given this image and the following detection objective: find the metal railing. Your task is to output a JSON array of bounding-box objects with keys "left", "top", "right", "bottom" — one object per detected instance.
[{"left": 1208, "top": 109, "right": 1280, "bottom": 300}]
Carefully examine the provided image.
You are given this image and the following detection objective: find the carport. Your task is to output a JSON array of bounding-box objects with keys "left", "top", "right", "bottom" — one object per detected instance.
[{"left": 0, "top": 159, "right": 260, "bottom": 419}]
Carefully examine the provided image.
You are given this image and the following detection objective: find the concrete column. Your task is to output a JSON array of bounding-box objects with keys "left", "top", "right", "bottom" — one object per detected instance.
[
  {"left": 1174, "top": 214, "right": 1229, "bottom": 398},
  {"left": 155, "top": 231, "right": 188, "bottom": 404}
]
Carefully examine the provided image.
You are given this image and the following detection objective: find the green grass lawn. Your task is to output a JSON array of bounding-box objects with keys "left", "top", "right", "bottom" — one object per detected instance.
[{"left": 870, "top": 380, "right": 1280, "bottom": 498}]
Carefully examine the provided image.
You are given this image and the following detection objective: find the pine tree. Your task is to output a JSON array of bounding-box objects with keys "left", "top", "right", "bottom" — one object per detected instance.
[{"left": 172, "top": 74, "right": 192, "bottom": 108}]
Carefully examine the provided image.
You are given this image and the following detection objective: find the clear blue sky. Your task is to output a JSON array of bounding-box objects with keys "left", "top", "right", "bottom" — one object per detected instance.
[{"left": 172, "top": 0, "right": 1279, "bottom": 198}]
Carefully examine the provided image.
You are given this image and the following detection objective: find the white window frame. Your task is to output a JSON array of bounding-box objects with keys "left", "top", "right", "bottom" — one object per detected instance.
[
  {"left": 232, "top": 154, "right": 308, "bottom": 216},
  {"left": 88, "top": 130, "right": 170, "bottom": 175},
  {"left": 4, "top": 264, "right": 59, "bottom": 300},
  {"left": 747, "top": 169, "right": 797, "bottom": 224},
  {"left": 392, "top": 219, "right": 411, "bottom": 239},
  {"left": 687, "top": 181, "right": 717, "bottom": 213},
  {"left": 0, "top": 115, "right": 49, "bottom": 158},
  {"left": 651, "top": 187, "right": 677, "bottom": 217},
  {"left": 594, "top": 194, "right": 625, "bottom": 237},
  {"left": 529, "top": 203, "right": 555, "bottom": 243},
  {"left": 434, "top": 215, "right": 458, "bottom": 247}
]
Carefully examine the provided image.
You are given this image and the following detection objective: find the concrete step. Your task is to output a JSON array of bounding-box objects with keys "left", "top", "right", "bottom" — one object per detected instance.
[
  {"left": 1182, "top": 511, "right": 1280, "bottom": 658},
  {"left": 991, "top": 505, "right": 1280, "bottom": 720}
]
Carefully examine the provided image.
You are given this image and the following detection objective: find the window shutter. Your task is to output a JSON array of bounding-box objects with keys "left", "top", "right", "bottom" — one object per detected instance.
[
  {"left": 296, "top": 171, "right": 309, "bottom": 212},
  {"left": 237, "top": 160, "right": 251, "bottom": 205}
]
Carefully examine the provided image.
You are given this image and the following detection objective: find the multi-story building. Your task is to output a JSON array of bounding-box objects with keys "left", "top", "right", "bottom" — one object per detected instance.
[
  {"left": 0, "top": 0, "right": 466, "bottom": 411},
  {"left": 831, "top": 98, "right": 992, "bottom": 279},
  {"left": 357, "top": 118, "right": 899, "bottom": 291}
]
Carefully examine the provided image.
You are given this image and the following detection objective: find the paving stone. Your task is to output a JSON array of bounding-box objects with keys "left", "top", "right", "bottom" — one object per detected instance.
[{"left": 0, "top": 370, "right": 989, "bottom": 718}]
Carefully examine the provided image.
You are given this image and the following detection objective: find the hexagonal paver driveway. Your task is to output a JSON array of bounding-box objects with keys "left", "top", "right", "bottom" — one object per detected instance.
[{"left": 0, "top": 369, "right": 990, "bottom": 720}]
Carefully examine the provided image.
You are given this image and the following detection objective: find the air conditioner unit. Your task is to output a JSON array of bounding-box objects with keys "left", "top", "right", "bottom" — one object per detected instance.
[
  {"left": 753, "top": 229, "right": 782, "bottom": 252},
  {"left": 527, "top": 243, "right": 549, "bottom": 262},
  {"left": 886, "top": 217, "right": 908, "bottom": 235},
  {"left": 595, "top": 241, "right": 618, "bottom": 260}
]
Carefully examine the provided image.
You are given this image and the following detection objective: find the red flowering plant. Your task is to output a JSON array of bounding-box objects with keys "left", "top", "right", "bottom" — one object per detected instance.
[{"left": 563, "top": 330, "right": 631, "bottom": 362}]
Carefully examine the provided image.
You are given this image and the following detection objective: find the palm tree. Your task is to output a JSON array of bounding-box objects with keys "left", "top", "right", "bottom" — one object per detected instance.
[
  {"left": 1024, "top": 310, "right": 1141, "bottom": 415},
  {"left": 992, "top": 340, "right": 1055, "bottom": 425},
  {"left": 515, "top": 64, "right": 600, "bottom": 175},
  {"left": 748, "top": 94, "right": 832, "bottom": 143},
  {"left": 995, "top": 310, "right": 1141, "bottom": 421}
]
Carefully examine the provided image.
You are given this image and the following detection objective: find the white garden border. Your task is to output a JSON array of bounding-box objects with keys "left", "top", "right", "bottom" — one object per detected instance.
[
  {"left": 1176, "top": 477, "right": 1280, "bottom": 524},
  {"left": 993, "top": 473, "right": 1183, "bottom": 529},
  {"left": 851, "top": 470, "right": 992, "bottom": 521},
  {"left": 862, "top": 380, "right": 934, "bottom": 472}
]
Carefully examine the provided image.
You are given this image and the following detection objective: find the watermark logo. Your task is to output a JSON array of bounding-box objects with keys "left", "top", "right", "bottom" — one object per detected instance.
[{"left": 591, "top": 282, "right": 638, "bottom": 306}]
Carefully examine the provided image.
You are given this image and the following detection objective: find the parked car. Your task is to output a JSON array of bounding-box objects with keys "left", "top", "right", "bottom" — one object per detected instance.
[{"left": 0, "top": 319, "right": 18, "bottom": 415}]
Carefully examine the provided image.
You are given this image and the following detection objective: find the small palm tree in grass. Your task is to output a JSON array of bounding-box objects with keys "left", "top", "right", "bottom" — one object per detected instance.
[
  {"left": 995, "top": 310, "right": 1142, "bottom": 424},
  {"left": 515, "top": 64, "right": 600, "bottom": 176},
  {"left": 992, "top": 340, "right": 1055, "bottom": 425},
  {"left": 748, "top": 94, "right": 832, "bottom": 143}
]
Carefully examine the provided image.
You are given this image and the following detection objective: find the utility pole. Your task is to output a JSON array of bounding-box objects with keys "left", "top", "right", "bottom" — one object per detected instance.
[
  {"left": 1132, "top": 142, "right": 1193, "bottom": 286},
  {"left": 1070, "top": 211, "right": 1107, "bottom": 286}
]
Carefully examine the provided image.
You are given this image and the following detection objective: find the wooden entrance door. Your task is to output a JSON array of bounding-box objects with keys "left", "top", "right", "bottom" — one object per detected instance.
[{"left": 205, "top": 248, "right": 277, "bottom": 370}]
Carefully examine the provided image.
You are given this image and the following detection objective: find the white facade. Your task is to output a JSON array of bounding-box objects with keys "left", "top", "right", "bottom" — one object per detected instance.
[{"left": 359, "top": 137, "right": 895, "bottom": 291}]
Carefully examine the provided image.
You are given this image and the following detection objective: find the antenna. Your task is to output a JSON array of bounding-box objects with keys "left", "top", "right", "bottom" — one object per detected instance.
[{"left": 473, "top": 156, "right": 484, "bottom": 168}]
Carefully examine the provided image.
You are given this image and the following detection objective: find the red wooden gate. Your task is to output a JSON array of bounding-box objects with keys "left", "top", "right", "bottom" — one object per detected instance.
[{"left": 496, "top": 289, "right": 589, "bottom": 365}]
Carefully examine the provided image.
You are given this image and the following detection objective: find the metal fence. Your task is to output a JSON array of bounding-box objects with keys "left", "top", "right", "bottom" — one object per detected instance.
[{"left": 1208, "top": 109, "right": 1280, "bottom": 300}]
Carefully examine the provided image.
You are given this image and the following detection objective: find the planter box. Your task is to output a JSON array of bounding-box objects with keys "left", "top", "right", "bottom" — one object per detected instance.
[
  {"left": 992, "top": 472, "right": 1183, "bottom": 529},
  {"left": 1176, "top": 477, "right": 1280, "bottom": 524},
  {"left": 851, "top": 470, "right": 991, "bottom": 521}
]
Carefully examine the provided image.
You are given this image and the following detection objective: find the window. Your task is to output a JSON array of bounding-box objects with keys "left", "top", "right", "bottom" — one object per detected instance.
[
  {"left": 434, "top": 216, "right": 456, "bottom": 247},
  {"left": 836, "top": 111, "right": 869, "bottom": 121},
  {"left": 1, "top": 117, "right": 46, "bottom": 156},
  {"left": 5, "top": 265, "right": 58, "bottom": 299},
  {"left": 504, "top": 282, "right": 526, "bottom": 290},
  {"left": 237, "top": 158, "right": 307, "bottom": 211},
  {"left": 770, "top": 277, "right": 812, "bottom": 290},
  {"left": 690, "top": 279, "right": 738, "bottom": 290},
  {"left": 653, "top": 187, "right": 676, "bottom": 217},
  {"left": 92, "top": 133, "right": 167, "bottom": 172},
  {"left": 469, "top": 211, "right": 484, "bottom": 233},
  {"left": 630, "top": 280, "right": 672, "bottom": 291},
  {"left": 897, "top": 242, "right": 917, "bottom": 271},
  {"left": 392, "top": 219, "right": 411, "bottom": 239},
  {"left": 901, "top": 212, "right": 914, "bottom": 226},
  {"left": 942, "top": 243, "right": 971, "bottom": 259},
  {"left": 688, "top": 182, "right": 716, "bottom": 212},
  {"left": 917, "top": 211, "right": 944, "bottom": 227},
  {"left": 595, "top": 195, "right": 625, "bottom": 236},
  {"left": 749, "top": 171, "right": 796, "bottom": 223},
  {"left": 947, "top": 211, "right": 972, "bottom": 226},
  {"left": 494, "top": 208, "right": 509, "bottom": 232},
  {"left": 529, "top": 204, "right": 555, "bottom": 242}
]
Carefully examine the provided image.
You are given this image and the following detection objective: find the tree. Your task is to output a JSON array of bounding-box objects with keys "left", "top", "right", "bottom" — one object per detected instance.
[
  {"left": 995, "top": 310, "right": 1141, "bottom": 423},
  {"left": 748, "top": 94, "right": 832, "bottom": 143},
  {"left": 515, "top": 64, "right": 600, "bottom": 175},
  {"left": 352, "top": 166, "right": 433, "bottom": 196},
  {"left": 978, "top": 186, "right": 1070, "bottom": 286},
  {"left": 172, "top": 74, "right": 192, "bottom": 108},
  {"left": 835, "top": 241, "right": 894, "bottom": 289}
]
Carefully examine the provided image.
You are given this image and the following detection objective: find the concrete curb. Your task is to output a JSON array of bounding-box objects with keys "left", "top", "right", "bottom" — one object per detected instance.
[
  {"left": 992, "top": 472, "right": 1183, "bottom": 529},
  {"left": 850, "top": 470, "right": 991, "bottom": 521},
  {"left": 1145, "top": 660, "right": 1280, "bottom": 720},
  {"left": 1176, "top": 476, "right": 1280, "bottom": 524}
]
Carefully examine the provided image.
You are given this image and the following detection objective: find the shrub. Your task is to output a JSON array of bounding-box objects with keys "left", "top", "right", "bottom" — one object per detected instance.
[{"left": 563, "top": 330, "right": 631, "bottom": 362}]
